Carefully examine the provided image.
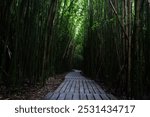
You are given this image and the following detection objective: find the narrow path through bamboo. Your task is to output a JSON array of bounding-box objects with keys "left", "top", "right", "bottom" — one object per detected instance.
[{"left": 44, "top": 70, "right": 117, "bottom": 100}]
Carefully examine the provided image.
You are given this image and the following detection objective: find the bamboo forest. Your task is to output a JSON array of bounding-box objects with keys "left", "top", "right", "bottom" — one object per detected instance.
[{"left": 0, "top": 0, "right": 150, "bottom": 100}]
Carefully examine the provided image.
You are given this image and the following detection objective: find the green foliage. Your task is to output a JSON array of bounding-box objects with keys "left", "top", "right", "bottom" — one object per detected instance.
[
  {"left": 0, "top": 0, "right": 59, "bottom": 89},
  {"left": 83, "top": 0, "right": 150, "bottom": 99},
  {"left": 54, "top": 0, "right": 88, "bottom": 70}
]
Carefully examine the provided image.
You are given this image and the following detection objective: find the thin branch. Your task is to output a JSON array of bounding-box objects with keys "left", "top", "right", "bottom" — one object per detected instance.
[{"left": 109, "top": 0, "right": 129, "bottom": 40}]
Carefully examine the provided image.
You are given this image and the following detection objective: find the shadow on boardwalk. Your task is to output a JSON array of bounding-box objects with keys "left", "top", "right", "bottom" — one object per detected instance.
[{"left": 44, "top": 70, "right": 117, "bottom": 100}]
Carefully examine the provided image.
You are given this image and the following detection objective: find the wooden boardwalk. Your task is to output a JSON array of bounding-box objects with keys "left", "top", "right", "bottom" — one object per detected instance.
[{"left": 44, "top": 70, "right": 117, "bottom": 100}]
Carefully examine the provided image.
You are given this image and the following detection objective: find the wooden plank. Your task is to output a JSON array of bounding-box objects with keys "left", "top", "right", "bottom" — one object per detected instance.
[
  {"left": 83, "top": 80, "right": 90, "bottom": 93},
  {"left": 100, "top": 94, "right": 109, "bottom": 100},
  {"left": 75, "top": 80, "right": 79, "bottom": 93},
  {"left": 73, "top": 93, "right": 80, "bottom": 100},
  {"left": 57, "top": 93, "right": 66, "bottom": 100},
  {"left": 107, "top": 94, "right": 117, "bottom": 100},
  {"left": 70, "top": 80, "right": 76, "bottom": 93},
  {"left": 59, "top": 80, "right": 70, "bottom": 93},
  {"left": 73, "top": 69, "right": 82, "bottom": 73},
  {"left": 55, "top": 80, "right": 66, "bottom": 93},
  {"left": 74, "top": 73, "right": 79, "bottom": 77},
  {"left": 79, "top": 80, "right": 84, "bottom": 93},
  {"left": 87, "top": 94, "right": 94, "bottom": 100},
  {"left": 90, "top": 81, "right": 100, "bottom": 94},
  {"left": 65, "top": 72, "right": 75, "bottom": 79},
  {"left": 86, "top": 80, "right": 95, "bottom": 94},
  {"left": 44, "top": 92, "right": 53, "bottom": 100},
  {"left": 65, "top": 93, "right": 73, "bottom": 100},
  {"left": 65, "top": 80, "right": 73, "bottom": 93},
  {"left": 69, "top": 77, "right": 79, "bottom": 79},
  {"left": 93, "top": 94, "right": 102, "bottom": 100},
  {"left": 50, "top": 93, "right": 60, "bottom": 100},
  {"left": 80, "top": 94, "right": 87, "bottom": 100},
  {"left": 93, "top": 81, "right": 105, "bottom": 94}
]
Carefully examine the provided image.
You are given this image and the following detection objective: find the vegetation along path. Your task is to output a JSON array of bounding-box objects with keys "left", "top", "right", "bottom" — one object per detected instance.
[
  {"left": 44, "top": 70, "right": 117, "bottom": 100},
  {"left": 1, "top": 0, "right": 150, "bottom": 100}
]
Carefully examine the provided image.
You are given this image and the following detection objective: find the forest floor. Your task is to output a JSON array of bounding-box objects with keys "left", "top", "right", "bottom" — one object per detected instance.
[
  {"left": 0, "top": 73, "right": 66, "bottom": 100},
  {"left": 0, "top": 72, "right": 121, "bottom": 100}
]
